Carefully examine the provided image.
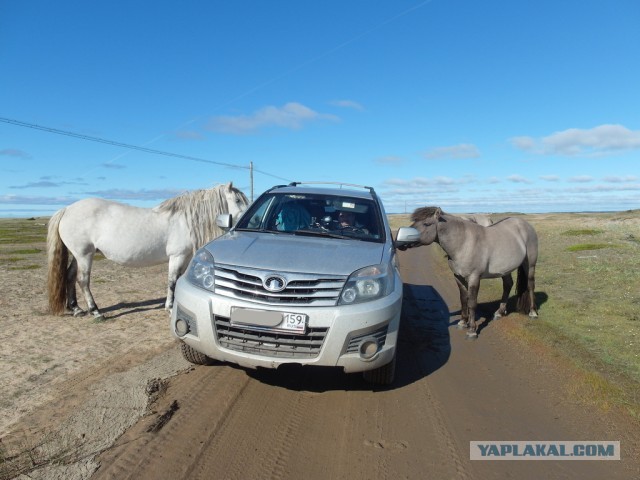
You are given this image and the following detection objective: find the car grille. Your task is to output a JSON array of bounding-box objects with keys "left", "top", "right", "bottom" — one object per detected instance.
[
  {"left": 213, "top": 264, "right": 347, "bottom": 307},
  {"left": 214, "top": 315, "right": 328, "bottom": 358}
]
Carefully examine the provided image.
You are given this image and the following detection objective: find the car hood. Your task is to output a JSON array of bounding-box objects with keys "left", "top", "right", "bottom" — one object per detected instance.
[{"left": 205, "top": 231, "right": 385, "bottom": 275}]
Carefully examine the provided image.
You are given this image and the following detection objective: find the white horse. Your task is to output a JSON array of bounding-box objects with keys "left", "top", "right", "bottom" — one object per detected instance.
[
  {"left": 458, "top": 213, "right": 493, "bottom": 227},
  {"left": 47, "top": 182, "right": 249, "bottom": 320}
]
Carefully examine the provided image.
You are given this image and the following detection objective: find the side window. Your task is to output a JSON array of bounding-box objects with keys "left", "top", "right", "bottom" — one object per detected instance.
[{"left": 246, "top": 199, "right": 272, "bottom": 229}]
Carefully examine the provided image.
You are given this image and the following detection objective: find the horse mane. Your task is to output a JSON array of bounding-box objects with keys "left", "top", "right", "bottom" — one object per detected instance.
[
  {"left": 154, "top": 184, "right": 247, "bottom": 252},
  {"left": 411, "top": 206, "right": 441, "bottom": 223}
]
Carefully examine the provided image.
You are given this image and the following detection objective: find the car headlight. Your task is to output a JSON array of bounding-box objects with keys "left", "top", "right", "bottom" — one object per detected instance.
[
  {"left": 338, "top": 263, "right": 394, "bottom": 305},
  {"left": 187, "top": 249, "right": 216, "bottom": 292}
]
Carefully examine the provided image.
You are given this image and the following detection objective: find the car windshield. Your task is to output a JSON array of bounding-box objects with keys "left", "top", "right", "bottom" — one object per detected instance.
[{"left": 235, "top": 192, "right": 385, "bottom": 242}]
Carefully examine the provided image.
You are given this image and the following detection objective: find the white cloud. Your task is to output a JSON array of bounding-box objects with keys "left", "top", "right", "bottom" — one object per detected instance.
[
  {"left": 539, "top": 175, "right": 560, "bottom": 182},
  {"left": 510, "top": 124, "right": 640, "bottom": 156},
  {"left": 101, "top": 163, "right": 127, "bottom": 170},
  {"left": 373, "top": 173, "right": 640, "bottom": 214},
  {"left": 207, "top": 102, "right": 339, "bottom": 134},
  {"left": 509, "top": 136, "right": 535, "bottom": 151},
  {"left": 507, "top": 174, "right": 532, "bottom": 184},
  {"left": 175, "top": 130, "right": 205, "bottom": 141},
  {"left": 330, "top": 99, "right": 364, "bottom": 111},
  {"left": 434, "top": 176, "right": 456, "bottom": 185},
  {"left": 424, "top": 143, "right": 480, "bottom": 160},
  {"left": 603, "top": 175, "right": 638, "bottom": 183},
  {"left": 0, "top": 149, "right": 32, "bottom": 159},
  {"left": 568, "top": 175, "right": 593, "bottom": 183}
]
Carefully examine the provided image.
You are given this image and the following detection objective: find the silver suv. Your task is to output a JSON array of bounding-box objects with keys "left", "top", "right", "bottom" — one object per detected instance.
[{"left": 170, "top": 182, "right": 419, "bottom": 384}]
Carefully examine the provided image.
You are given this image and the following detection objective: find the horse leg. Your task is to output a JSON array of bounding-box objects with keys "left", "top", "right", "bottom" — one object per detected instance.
[
  {"left": 466, "top": 276, "right": 481, "bottom": 339},
  {"left": 165, "top": 254, "right": 189, "bottom": 312},
  {"left": 76, "top": 255, "right": 104, "bottom": 321},
  {"left": 493, "top": 273, "right": 513, "bottom": 320},
  {"left": 65, "top": 257, "right": 86, "bottom": 317},
  {"left": 528, "top": 264, "right": 538, "bottom": 318},
  {"left": 454, "top": 274, "right": 469, "bottom": 329}
]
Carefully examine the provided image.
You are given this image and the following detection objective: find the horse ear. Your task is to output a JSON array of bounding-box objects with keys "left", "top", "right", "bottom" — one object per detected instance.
[
  {"left": 435, "top": 207, "right": 443, "bottom": 219},
  {"left": 227, "top": 181, "right": 233, "bottom": 191}
]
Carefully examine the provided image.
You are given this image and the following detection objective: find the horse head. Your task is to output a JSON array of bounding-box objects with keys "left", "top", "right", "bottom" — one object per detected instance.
[
  {"left": 222, "top": 182, "right": 250, "bottom": 223},
  {"left": 410, "top": 206, "right": 443, "bottom": 245}
]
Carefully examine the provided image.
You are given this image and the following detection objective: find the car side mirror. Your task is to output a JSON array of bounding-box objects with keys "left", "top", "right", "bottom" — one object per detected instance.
[
  {"left": 394, "top": 226, "right": 421, "bottom": 250},
  {"left": 216, "top": 213, "right": 233, "bottom": 230}
]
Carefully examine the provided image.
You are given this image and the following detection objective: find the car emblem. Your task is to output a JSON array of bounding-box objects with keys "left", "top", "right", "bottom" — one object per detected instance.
[{"left": 263, "top": 275, "right": 287, "bottom": 292}]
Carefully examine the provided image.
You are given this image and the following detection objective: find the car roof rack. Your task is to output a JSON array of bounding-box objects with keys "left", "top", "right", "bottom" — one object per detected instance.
[{"left": 287, "top": 181, "right": 376, "bottom": 195}]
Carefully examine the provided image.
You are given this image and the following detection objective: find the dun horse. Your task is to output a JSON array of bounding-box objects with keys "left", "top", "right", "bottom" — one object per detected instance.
[
  {"left": 47, "top": 182, "right": 249, "bottom": 320},
  {"left": 410, "top": 207, "right": 538, "bottom": 338}
]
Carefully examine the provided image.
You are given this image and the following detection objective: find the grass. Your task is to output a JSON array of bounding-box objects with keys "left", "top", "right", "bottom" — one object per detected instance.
[
  {"left": 567, "top": 243, "right": 616, "bottom": 252},
  {"left": 389, "top": 210, "right": 640, "bottom": 419},
  {"left": 0, "top": 220, "right": 47, "bottom": 271},
  {"left": 0, "top": 218, "right": 48, "bottom": 245},
  {"left": 562, "top": 228, "right": 604, "bottom": 236}
]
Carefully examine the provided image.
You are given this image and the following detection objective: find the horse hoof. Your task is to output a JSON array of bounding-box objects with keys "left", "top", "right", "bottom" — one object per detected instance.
[
  {"left": 465, "top": 332, "right": 478, "bottom": 340},
  {"left": 72, "top": 309, "right": 86, "bottom": 318},
  {"left": 493, "top": 313, "right": 502, "bottom": 321},
  {"left": 529, "top": 312, "right": 539, "bottom": 319},
  {"left": 92, "top": 313, "right": 107, "bottom": 322},
  {"left": 456, "top": 320, "right": 468, "bottom": 329}
]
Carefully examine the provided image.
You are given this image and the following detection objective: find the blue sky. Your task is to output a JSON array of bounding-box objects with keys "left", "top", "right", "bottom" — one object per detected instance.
[{"left": 1, "top": 0, "right": 639, "bottom": 217}]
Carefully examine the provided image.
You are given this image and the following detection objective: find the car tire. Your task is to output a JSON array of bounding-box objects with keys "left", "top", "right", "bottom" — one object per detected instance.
[
  {"left": 362, "top": 353, "right": 396, "bottom": 385},
  {"left": 180, "top": 342, "right": 215, "bottom": 365}
]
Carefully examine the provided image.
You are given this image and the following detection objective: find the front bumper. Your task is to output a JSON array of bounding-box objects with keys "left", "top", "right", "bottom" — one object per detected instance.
[{"left": 170, "top": 273, "right": 403, "bottom": 374}]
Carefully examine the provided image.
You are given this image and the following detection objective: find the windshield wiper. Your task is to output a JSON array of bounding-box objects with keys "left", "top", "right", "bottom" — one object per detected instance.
[{"left": 291, "top": 229, "right": 353, "bottom": 239}]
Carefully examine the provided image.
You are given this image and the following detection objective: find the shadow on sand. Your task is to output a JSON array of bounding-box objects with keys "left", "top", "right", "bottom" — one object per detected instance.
[
  {"left": 99, "top": 297, "right": 166, "bottom": 319},
  {"left": 448, "top": 290, "right": 549, "bottom": 337}
]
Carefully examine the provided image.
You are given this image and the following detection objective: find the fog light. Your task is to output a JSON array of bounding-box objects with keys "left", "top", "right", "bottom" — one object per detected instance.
[
  {"left": 359, "top": 339, "right": 380, "bottom": 360},
  {"left": 175, "top": 318, "right": 190, "bottom": 337}
]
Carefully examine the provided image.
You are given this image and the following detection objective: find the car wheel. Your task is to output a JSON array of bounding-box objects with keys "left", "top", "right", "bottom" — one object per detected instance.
[
  {"left": 362, "top": 353, "right": 396, "bottom": 385},
  {"left": 180, "top": 342, "right": 215, "bottom": 365}
]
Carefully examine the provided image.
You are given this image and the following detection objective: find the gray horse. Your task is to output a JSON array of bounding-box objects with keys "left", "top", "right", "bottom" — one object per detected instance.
[{"left": 410, "top": 206, "right": 538, "bottom": 338}]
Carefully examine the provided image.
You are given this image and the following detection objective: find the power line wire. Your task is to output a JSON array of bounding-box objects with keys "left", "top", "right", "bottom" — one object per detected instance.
[
  {"left": 1, "top": 116, "right": 246, "bottom": 169},
  {"left": 0, "top": 116, "right": 292, "bottom": 182}
]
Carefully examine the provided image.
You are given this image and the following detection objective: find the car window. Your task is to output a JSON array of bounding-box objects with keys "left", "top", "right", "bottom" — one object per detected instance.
[{"left": 236, "top": 192, "right": 384, "bottom": 242}]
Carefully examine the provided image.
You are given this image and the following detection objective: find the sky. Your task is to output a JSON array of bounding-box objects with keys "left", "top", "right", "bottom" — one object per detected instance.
[{"left": 1, "top": 0, "right": 639, "bottom": 217}]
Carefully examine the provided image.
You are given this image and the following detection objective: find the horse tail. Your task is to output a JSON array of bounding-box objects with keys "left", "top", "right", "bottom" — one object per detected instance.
[
  {"left": 47, "top": 208, "right": 69, "bottom": 315},
  {"left": 515, "top": 264, "right": 530, "bottom": 313}
]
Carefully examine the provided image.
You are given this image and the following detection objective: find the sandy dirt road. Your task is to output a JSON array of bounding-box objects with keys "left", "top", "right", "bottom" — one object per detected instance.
[{"left": 89, "top": 244, "right": 639, "bottom": 480}]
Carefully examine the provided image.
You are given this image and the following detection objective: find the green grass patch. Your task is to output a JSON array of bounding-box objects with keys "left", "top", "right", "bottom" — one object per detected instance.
[
  {"left": 8, "top": 248, "right": 42, "bottom": 255},
  {"left": 8, "top": 265, "right": 41, "bottom": 271},
  {"left": 567, "top": 243, "right": 615, "bottom": 252},
  {"left": 1, "top": 257, "right": 23, "bottom": 263},
  {"left": 562, "top": 228, "right": 604, "bottom": 236},
  {"left": 0, "top": 218, "right": 48, "bottom": 245}
]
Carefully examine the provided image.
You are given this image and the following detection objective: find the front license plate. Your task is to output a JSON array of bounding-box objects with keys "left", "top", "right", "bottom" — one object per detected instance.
[
  {"left": 280, "top": 312, "right": 307, "bottom": 334},
  {"left": 231, "top": 308, "right": 307, "bottom": 334}
]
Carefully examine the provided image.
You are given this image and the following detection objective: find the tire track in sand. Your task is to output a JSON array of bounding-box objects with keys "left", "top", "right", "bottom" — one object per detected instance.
[{"left": 94, "top": 365, "right": 250, "bottom": 479}]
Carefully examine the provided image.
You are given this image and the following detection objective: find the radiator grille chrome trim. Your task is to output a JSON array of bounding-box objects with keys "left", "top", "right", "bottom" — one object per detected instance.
[
  {"left": 213, "top": 315, "right": 328, "bottom": 358},
  {"left": 214, "top": 264, "right": 347, "bottom": 306}
]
